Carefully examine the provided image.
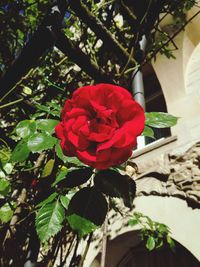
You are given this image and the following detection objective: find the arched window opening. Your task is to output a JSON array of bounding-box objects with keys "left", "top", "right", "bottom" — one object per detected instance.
[
  {"left": 143, "top": 63, "right": 171, "bottom": 144},
  {"left": 117, "top": 240, "right": 200, "bottom": 267}
]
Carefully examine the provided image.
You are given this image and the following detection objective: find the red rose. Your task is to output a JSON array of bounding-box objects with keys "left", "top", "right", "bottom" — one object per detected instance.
[{"left": 56, "top": 84, "right": 145, "bottom": 169}]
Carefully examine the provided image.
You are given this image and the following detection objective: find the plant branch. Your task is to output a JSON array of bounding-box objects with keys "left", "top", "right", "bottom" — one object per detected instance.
[{"left": 68, "top": 0, "right": 135, "bottom": 65}]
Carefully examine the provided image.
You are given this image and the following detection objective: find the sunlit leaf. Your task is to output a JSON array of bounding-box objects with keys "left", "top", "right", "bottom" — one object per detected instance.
[
  {"left": 0, "top": 178, "right": 11, "bottom": 197},
  {"left": 35, "top": 200, "right": 65, "bottom": 242},
  {"left": 60, "top": 195, "right": 70, "bottom": 209},
  {"left": 0, "top": 202, "right": 16, "bottom": 223},
  {"left": 141, "top": 126, "right": 155, "bottom": 138},
  {"left": 146, "top": 236, "right": 156, "bottom": 251},
  {"left": 145, "top": 112, "right": 178, "bottom": 128},
  {"left": 27, "top": 132, "right": 57, "bottom": 152},
  {"left": 36, "top": 119, "right": 59, "bottom": 134},
  {"left": 41, "top": 159, "right": 55, "bottom": 178},
  {"left": 15, "top": 120, "right": 36, "bottom": 139},
  {"left": 55, "top": 142, "right": 68, "bottom": 163}
]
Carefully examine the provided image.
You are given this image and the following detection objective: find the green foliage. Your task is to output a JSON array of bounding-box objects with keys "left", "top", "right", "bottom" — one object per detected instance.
[
  {"left": 145, "top": 112, "right": 178, "bottom": 128},
  {"left": 67, "top": 214, "right": 98, "bottom": 239},
  {"left": 0, "top": 178, "right": 11, "bottom": 197},
  {"left": 11, "top": 118, "right": 59, "bottom": 162},
  {"left": 57, "top": 167, "right": 93, "bottom": 188},
  {"left": 0, "top": 202, "right": 16, "bottom": 223},
  {"left": 0, "top": 0, "right": 188, "bottom": 264},
  {"left": 94, "top": 170, "right": 136, "bottom": 208},
  {"left": 141, "top": 126, "right": 155, "bottom": 139},
  {"left": 68, "top": 187, "right": 108, "bottom": 226},
  {"left": 55, "top": 141, "right": 68, "bottom": 163},
  {"left": 0, "top": 145, "right": 11, "bottom": 166},
  {"left": 60, "top": 190, "right": 76, "bottom": 209},
  {"left": 35, "top": 200, "right": 65, "bottom": 242},
  {"left": 16, "top": 120, "right": 36, "bottom": 139},
  {"left": 10, "top": 140, "right": 30, "bottom": 162},
  {"left": 52, "top": 166, "right": 68, "bottom": 186},
  {"left": 27, "top": 132, "right": 57, "bottom": 152},
  {"left": 36, "top": 192, "right": 57, "bottom": 208},
  {"left": 128, "top": 212, "right": 175, "bottom": 251},
  {"left": 60, "top": 195, "right": 70, "bottom": 209},
  {"left": 36, "top": 119, "right": 59, "bottom": 134},
  {"left": 41, "top": 159, "right": 55, "bottom": 178}
]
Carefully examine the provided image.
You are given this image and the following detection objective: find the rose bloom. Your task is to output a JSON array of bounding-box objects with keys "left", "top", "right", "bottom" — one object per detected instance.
[{"left": 56, "top": 84, "right": 145, "bottom": 169}]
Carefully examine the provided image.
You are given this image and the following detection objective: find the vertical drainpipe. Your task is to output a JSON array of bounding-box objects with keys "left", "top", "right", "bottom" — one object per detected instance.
[
  {"left": 131, "top": 35, "right": 147, "bottom": 110},
  {"left": 132, "top": 35, "right": 147, "bottom": 149}
]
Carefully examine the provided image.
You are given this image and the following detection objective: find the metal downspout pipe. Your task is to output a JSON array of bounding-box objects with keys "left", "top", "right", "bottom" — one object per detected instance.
[
  {"left": 131, "top": 35, "right": 147, "bottom": 110},
  {"left": 132, "top": 35, "right": 147, "bottom": 149}
]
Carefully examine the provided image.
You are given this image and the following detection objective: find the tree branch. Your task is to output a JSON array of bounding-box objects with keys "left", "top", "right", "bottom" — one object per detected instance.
[
  {"left": 56, "top": 32, "right": 113, "bottom": 83},
  {"left": 68, "top": 0, "right": 135, "bottom": 65}
]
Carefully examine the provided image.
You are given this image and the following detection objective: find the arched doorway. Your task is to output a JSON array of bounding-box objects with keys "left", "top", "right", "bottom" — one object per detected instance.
[
  {"left": 117, "top": 240, "right": 200, "bottom": 267},
  {"left": 90, "top": 231, "right": 200, "bottom": 267}
]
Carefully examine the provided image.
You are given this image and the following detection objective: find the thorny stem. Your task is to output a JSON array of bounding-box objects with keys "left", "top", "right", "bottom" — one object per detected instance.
[
  {"left": 0, "top": 98, "right": 24, "bottom": 109},
  {"left": 101, "top": 215, "right": 108, "bottom": 267}
]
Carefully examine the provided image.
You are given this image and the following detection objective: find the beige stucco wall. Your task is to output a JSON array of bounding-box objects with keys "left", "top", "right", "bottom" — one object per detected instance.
[
  {"left": 152, "top": 9, "right": 200, "bottom": 147},
  {"left": 134, "top": 196, "right": 200, "bottom": 261}
]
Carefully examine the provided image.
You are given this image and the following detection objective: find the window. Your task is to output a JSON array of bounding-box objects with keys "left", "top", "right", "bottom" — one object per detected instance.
[{"left": 143, "top": 63, "right": 171, "bottom": 145}]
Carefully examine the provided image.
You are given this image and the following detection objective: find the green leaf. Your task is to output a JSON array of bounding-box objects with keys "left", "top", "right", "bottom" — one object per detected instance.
[
  {"left": 141, "top": 126, "right": 155, "bottom": 139},
  {"left": 27, "top": 132, "right": 57, "bottom": 152},
  {"left": 55, "top": 142, "right": 68, "bottom": 163},
  {"left": 41, "top": 159, "right": 55, "bottom": 178},
  {"left": 156, "top": 238, "right": 163, "bottom": 248},
  {"left": 128, "top": 218, "right": 139, "bottom": 226},
  {"left": 0, "top": 146, "right": 11, "bottom": 165},
  {"left": 22, "top": 86, "right": 32, "bottom": 95},
  {"left": 145, "top": 112, "right": 178, "bottom": 128},
  {"left": 66, "top": 157, "right": 85, "bottom": 166},
  {"left": 167, "top": 235, "right": 175, "bottom": 250},
  {"left": 36, "top": 119, "right": 59, "bottom": 134},
  {"left": 35, "top": 200, "right": 65, "bottom": 242},
  {"left": 3, "top": 163, "right": 13, "bottom": 174},
  {"left": 0, "top": 178, "right": 11, "bottom": 197},
  {"left": 94, "top": 170, "right": 136, "bottom": 208},
  {"left": 60, "top": 190, "right": 76, "bottom": 210},
  {"left": 68, "top": 187, "right": 108, "bottom": 226},
  {"left": 36, "top": 192, "right": 57, "bottom": 208},
  {"left": 11, "top": 141, "right": 30, "bottom": 162},
  {"left": 36, "top": 104, "right": 60, "bottom": 117},
  {"left": 146, "top": 236, "right": 156, "bottom": 251},
  {"left": 0, "top": 202, "right": 16, "bottom": 223},
  {"left": 52, "top": 167, "right": 68, "bottom": 186},
  {"left": 158, "top": 223, "right": 169, "bottom": 233},
  {"left": 15, "top": 120, "right": 36, "bottom": 139},
  {"left": 67, "top": 214, "right": 98, "bottom": 239},
  {"left": 60, "top": 195, "right": 70, "bottom": 209},
  {"left": 57, "top": 167, "right": 93, "bottom": 188}
]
